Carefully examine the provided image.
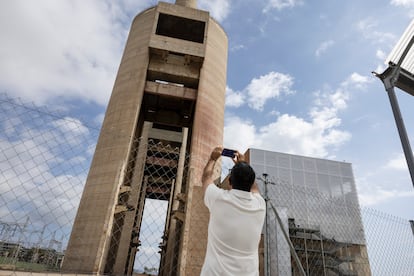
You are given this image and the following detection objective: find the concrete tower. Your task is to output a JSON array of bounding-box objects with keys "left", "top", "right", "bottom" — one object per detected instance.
[{"left": 62, "top": 1, "right": 228, "bottom": 275}]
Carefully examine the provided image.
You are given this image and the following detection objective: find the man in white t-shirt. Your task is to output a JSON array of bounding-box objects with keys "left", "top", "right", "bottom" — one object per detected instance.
[{"left": 200, "top": 146, "right": 266, "bottom": 276}]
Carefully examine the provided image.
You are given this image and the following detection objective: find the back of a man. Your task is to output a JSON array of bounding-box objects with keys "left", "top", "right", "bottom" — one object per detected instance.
[{"left": 201, "top": 147, "right": 266, "bottom": 276}]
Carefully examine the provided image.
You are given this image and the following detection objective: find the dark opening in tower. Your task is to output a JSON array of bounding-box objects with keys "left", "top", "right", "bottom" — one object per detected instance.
[{"left": 156, "top": 13, "right": 205, "bottom": 43}]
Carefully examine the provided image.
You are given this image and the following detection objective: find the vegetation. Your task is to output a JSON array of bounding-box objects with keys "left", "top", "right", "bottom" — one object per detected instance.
[{"left": 0, "top": 242, "right": 63, "bottom": 272}]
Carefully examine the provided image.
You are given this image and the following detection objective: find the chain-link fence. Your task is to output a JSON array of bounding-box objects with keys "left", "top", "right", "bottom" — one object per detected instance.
[
  {"left": 0, "top": 94, "right": 100, "bottom": 273},
  {"left": 260, "top": 172, "right": 414, "bottom": 276},
  {"left": 0, "top": 94, "right": 413, "bottom": 275},
  {"left": 362, "top": 208, "right": 414, "bottom": 276}
]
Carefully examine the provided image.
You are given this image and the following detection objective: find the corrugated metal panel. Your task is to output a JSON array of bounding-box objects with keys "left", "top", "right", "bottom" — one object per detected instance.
[{"left": 386, "top": 19, "right": 414, "bottom": 74}]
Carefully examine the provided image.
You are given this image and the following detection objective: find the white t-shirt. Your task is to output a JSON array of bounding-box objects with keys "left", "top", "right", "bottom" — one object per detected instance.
[{"left": 200, "top": 184, "right": 266, "bottom": 276}]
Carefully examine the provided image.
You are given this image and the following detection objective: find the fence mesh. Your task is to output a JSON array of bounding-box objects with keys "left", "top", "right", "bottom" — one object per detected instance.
[
  {"left": 362, "top": 208, "right": 414, "bottom": 276},
  {"left": 0, "top": 94, "right": 99, "bottom": 272},
  {"left": 259, "top": 174, "right": 371, "bottom": 276},
  {"left": 0, "top": 94, "right": 413, "bottom": 275}
]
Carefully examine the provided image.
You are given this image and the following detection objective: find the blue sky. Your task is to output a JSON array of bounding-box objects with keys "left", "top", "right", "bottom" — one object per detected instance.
[{"left": 1, "top": 0, "right": 413, "bottom": 225}]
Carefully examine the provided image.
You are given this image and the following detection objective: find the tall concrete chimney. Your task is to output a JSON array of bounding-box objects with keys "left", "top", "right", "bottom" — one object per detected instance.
[
  {"left": 62, "top": 1, "right": 228, "bottom": 275},
  {"left": 175, "top": 0, "right": 197, "bottom": 8}
]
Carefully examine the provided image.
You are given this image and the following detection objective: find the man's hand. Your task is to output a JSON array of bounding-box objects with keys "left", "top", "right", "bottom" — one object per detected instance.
[
  {"left": 210, "top": 147, "right": 222, "bottom": 162},
  {"left": 202, "top": 146, "right": 223, "bottom": 193},
  {"left": 232, "top": 151, "right": 245, "bottom": 164}
]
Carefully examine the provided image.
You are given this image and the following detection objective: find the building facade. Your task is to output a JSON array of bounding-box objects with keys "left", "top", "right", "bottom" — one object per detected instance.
[
  {"left": 245, "top": 148, "right": 371, "bottom": 275},
  {"left": 62, "top": 1, "right": 228, "bottom": 275}
]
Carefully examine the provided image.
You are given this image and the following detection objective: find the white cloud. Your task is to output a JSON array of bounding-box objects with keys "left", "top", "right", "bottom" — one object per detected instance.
[
  {"left": 312, "top": 87, "right": 348, "bottom": 114},
  {"left": 356, "top": 18, "right": 395, "bottom": 44},
  {"left": 391, "top": 0, "right": 414, "bottom": 7},
  {"left": 390, "top": 0, "right": 414, "bottom": 17},
  {"left": 224, "top": 116, "right": 257, "bottom": 152},
  {"left": 375, "top": 49, "right": 388, "bottom": 73},
  {"left": 341, "top": 72, "right": 372, "bottom": 90},
  {"left": 357, "top": 172, "right": 414, "bottom": 207},
  {"left": 315, "top": 40, "right": 335, "bottom": 57},
  {"left": 0, "top": 0, "right": 150, "bottom": 106},
  {"left": 359, "top": 188, "right": 414, "bottom": 206},
  {"left": 0, "top": 0, "right": 232, "bottom": 107},
  {"left": 348, "top": 72, "right": 370, "bottom": 84},
  {"left": 376, "top": 49, "right": 387, "bottom": 60},
  {"left": 51, "top": 117, "right": 90, "bottom": 135},
  {"left": 260, "top": 114, "right": 351, "bottom": 157},
  {"left": 50, "top": 117, "right": 91, "bottom": 147},
  {"left": 0, "top": 101, "right": 97, "bottom": 234},
  {"left": 225, "top": 86, "right": 245, "bottom": 108},
  {"left": 199, "top": 0, "right": 231, "bottom": 22},
  {"left": 225, "top": 111, "right": 351, "bottom": 158},
  {"left": 246, "top": 71, "right": 295, "bottom": 111},
  {"left": 263, "top": 0, "right": 304, "bottom": 12},
  {"left": 355, "top": 152, "right": 414, "bottom": 209},
  {"left": 230, "top": 44, "right": 246, "bottom": 52},
  {"left": 224, "top": 73, "right": 363, "bottom": 158},
  {"left": 87, "top": 143, "right": 98, "bottom": 156},
  {"left": 385, "top": 153, "right": 409, "bottom": 170},
  {"left": 0, "top": 137, "right": 87, "bottom": 227},
  {"left": 268, "top": 110, "right": 281, "bottom": 117},
  {"left": 374, "top": 63, "right": 387, "bottom": 74},
  {"left": 225, "top": 71, "right": 294, "bottom": 110},
  {"left": 357, "top": 17, "right": 377, "bottom": 31},
  {"left": 94, "top": 113, "right": 106, "bottom": 126}
]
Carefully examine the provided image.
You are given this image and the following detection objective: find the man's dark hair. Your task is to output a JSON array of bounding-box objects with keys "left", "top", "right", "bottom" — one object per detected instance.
[{"left": 229, "top": 161, "right": 256, "bottom": 192}]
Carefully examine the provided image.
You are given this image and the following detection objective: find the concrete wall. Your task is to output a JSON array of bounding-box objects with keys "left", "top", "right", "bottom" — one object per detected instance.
[
  {"left": 181, "top": 17, "right": 228, "bottom": 274},
  {"left": 62, "top": 7, "right": 155, "bottom": 274}
]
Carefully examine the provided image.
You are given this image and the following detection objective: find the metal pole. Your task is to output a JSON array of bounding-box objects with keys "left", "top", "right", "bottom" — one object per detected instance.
[
  {"left": 386, "top": 85, "right": 414, "bottom": 188},
  {"left": 319, "top": 230, "right": 327, "bottom": 276},
  {"left": 374, "top": 34, "right": 414, "bottom": 189},
  {"left": 261, "top": 173, "right": 306, "bottom": 276},
  {"left": 263, "top": 173, "right": 270, "bottom": 276},
  {"left": 269, "top": 202, "right": 306, "bottom": 276},
  {"left": 387, "top": 34, "right": 414, "bottom": 188},
  {"left": 304, "top": 229, "right": 309, "bottom": 275}
]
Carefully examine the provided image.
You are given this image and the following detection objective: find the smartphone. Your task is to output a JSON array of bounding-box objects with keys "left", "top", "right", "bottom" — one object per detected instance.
[{"left": 221, "top": 148, "right": 236, "bottom": 158}]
